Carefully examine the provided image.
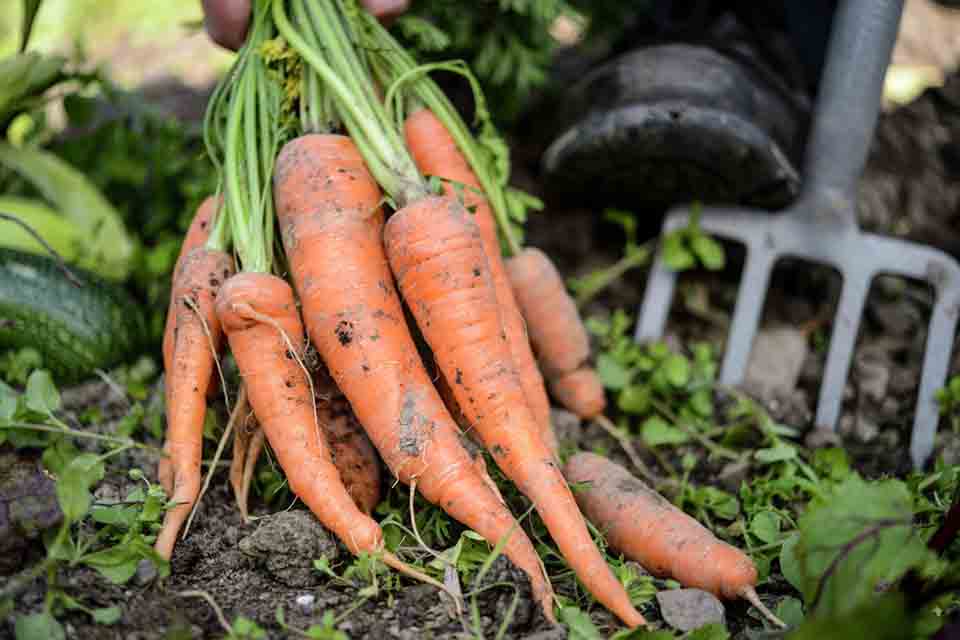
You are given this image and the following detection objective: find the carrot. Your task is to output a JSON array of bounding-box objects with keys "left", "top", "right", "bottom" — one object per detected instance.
[
  {"left": 155, "top": 247, "right": 234, "bottom": 560},
  {"left": 162, "top": 196, "right": 220, "bottom": 376},
  {"left": 275, "top": 2, "right": 640, "bottom": 623},
  {"left": 506, "top": 247, "right": 606, "bottom": 419},
  {"left": 273, "top": 133, "right": 555, "bottom": 620},
  {"left": 383, "top": 197, "right": 645, "bottom": 628},
  {"left": 320, "top": 396, "right": 383, "bottom": 515},
  {"left": 403, "top": 108, "right": 556, "bottom": 456},
  {"left": 214, "top": 272, "right": 386, "bottom": 552},
  {"left": 563, "top": 452, "right": 785, "bottom": 628},
  {"left": 159, "top": 196, "right": 221, "bottom": 497},
  {"left": 546, "top": 367, "right": 606, "bottom": 421},
  {"left": 227, "top": 386, "right": 262, "bottom": 521}
]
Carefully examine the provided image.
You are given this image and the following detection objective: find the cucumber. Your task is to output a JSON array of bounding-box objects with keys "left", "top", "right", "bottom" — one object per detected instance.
[{"left": 0, "top": 248, "right": 146, "bottom": 383}]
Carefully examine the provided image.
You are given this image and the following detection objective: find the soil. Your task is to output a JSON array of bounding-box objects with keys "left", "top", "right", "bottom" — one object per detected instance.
[{"left": 6, "top": 4, "right": 960, "bottom": 638}]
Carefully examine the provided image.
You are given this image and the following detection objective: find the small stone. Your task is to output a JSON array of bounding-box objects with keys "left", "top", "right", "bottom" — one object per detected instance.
[
  {"left": 855, "top": 348, "right": 891, "bottom": 402},
  {"left": 744, "top": 327, "right": 809, "bottom": 398},
  {"left": 134, "top": 558, "right": 158, "bottom": 585},
  {"left": 0, "top": 451, "right": 62, "bottom": 572},
  {"left": 805, "top": 426, "right": 842, "bottom": 449},
  {"left": 295, "top": 593, "right": 315, "bottom": 614},
  {"left": 852, "top": 415, "right": 880, "bottom": 443},
  {"left": 656, "top": 588, "right": 725, "bottom": 632},
  {"left": 239, "top": 510, "right": 339, "bottom": 587}
]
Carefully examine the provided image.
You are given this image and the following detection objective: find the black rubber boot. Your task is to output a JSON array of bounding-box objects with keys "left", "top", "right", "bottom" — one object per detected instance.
[{"left": 541, "top": 4, "right": 828, "bottom": 214}]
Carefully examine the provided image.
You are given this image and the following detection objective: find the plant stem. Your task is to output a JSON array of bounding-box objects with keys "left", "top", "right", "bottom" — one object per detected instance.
[
  {"left": 274, "top": 0, "right": 426, "bottom": 206},
  {"left": 353, "top": 13, "right": 522, "bottom": 255},
  {"left": 650, "top": 398, "right": 741, "bottom": 460}
]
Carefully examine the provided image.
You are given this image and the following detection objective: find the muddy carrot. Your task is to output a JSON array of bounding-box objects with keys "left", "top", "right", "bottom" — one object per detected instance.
[
  {"left": 563, "top": 452, "right": 785, "bottom": 628},
  {"left": 384, "top": 197, "right": 645, "bottom": 628},
  {"left": 404, "top": 108, "right": 556, "bottom": 455},
  {"left": 506, "top": 247, "right": 606, "bottom": 419},
  {"left": 276, "top": 2, "right": 642, "bottom": 625},
  {"left": 273, "top": 132, "right": 555, "bottom": 619},
  {"left": 320, "top": 396, "right": 383, "bottom": 515},
  {"left": 159, "top": 195, "right": 222, "bottom": 498},
  {"left": 155, "top": 245, "right": 234, "bottom": 560},
  {"left": 162, "top": 196, "right": 221, "bottom": 376},
  {"left": 215, "top": 273, "right": 386, "bottom": 553}
]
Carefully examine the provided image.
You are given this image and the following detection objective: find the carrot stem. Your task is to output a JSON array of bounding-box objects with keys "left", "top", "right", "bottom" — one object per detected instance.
[
  {"left": 351, "top": 12, "right": 522, "bottom": 255},
  {"left": 273, "top": 0, "right": 427, "bottom": 206}
]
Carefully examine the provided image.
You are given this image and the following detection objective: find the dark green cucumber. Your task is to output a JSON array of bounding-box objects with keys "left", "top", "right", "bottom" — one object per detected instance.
[{"left": 0, "top": 248, "right": 146, "bottom": 383}]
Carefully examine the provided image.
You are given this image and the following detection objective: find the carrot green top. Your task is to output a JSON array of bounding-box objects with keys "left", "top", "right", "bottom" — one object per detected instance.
[{"left": 204, "top": 0, "right": 285, "bottom": 273}]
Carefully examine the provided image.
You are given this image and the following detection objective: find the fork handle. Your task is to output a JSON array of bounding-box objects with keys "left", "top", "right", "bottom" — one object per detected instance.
[{"left": 801, "top": 0, "right": 903, "bottom": 205}]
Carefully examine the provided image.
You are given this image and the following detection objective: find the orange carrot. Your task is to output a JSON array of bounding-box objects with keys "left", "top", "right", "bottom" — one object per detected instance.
[
  {"left": 273, "top": 134, "right": 555, "bottom": 619},
  {"left": 159, "top": 196, "right": 221, "bottom": 496},
  {"left": 215, "top": 272, "right": 388, "bottom": 555},
  {"left": 384, "top": 196, "right": 645, "bottom": 628},
  {"left": 155, "top": 247, "right": 234, "bottom": 560},
  {"left": 562, "top": 452, "right": 782, "bottom": 627},
  {"left": 162, "top": 196, "right": 221, "bottom": 376},
  {"left": 320, "top": 396, "right": 383, "bottom": 515},
  {"left": 506, "top": 247, "right": 606, "bottom": 419},
  {"left": 404, "top": 108, "right": 557, "bottom": 456},
  {"left": 547, "top": 367, "right": 606, "bottom": 421}
]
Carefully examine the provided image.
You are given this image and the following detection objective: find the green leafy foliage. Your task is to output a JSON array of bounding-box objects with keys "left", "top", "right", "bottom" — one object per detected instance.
[
  {"left": 936, "top": 375, "right": 960, "bottom": 433},
  {"left": 568, "top": 209, "right": 652, "bottom": 307},
  {"left": 661, "top": 208, "right": 725, "bottom": 272},
  {"left": 782, "top": 476, "right": 936, "bottom": 619},
  {"left": 392, "top": 0, "right": 566, "bottom": 123},
  {"left": 2, "top": 369, "right": 170, "bottom": 632}
]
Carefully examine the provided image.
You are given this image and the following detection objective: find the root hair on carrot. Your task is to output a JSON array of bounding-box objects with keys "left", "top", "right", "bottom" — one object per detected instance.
[{"left": 183, "top": 294, "right": 232, "bottom": 415}]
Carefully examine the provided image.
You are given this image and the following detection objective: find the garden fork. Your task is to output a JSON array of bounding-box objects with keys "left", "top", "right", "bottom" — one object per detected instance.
[{"left": 636, "top": 0, "right": 960, "bottom": 469}]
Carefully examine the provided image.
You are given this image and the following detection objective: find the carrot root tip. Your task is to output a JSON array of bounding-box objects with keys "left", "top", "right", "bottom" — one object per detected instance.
[{"left": 740, "top": 586, "right": 787, "bottom": 629}]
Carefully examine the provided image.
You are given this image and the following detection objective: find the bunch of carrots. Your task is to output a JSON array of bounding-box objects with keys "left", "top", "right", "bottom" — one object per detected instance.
[{"left": 154, "top": 0, "right": 783, "bottom": 630}]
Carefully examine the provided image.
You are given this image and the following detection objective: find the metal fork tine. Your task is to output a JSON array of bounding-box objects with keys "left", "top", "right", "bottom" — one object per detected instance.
[
  {"left": 911, "top": 291, "right": 960, "bottom": 468},
  {"left": 635, "top": 251, "right": 678, "bottom": 341},
  {"left": 814, "top": 271, "right": 872, "bottom": 430},
  {"left": 719, "top": 250, "right": 776, "bottom": 386}
]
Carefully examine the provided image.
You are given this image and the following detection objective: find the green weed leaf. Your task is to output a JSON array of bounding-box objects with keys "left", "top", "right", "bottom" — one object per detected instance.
[
  {"left": 687, "top": 624, "right": 730, "bottom": 640},
  {"left": 775, "top": 596, "right": 804, "bottom": 628},
  {"left": 559, "top": 606, "right": 602, "bottom": 639},
  {"left": 25, "top": 369, "right": 59, "bottom": 414},
  {"left": 641, "top": 416, "right": 689, "bottom": 447},
  {"left": 662, "top": 354, "right": 690, "bottom": 387},
  {"left": 91, "top": 606, "right": 122, "bottom": 625},
  {"left": 617, "top": 385, "right": 651, "bottom": 415},
  {"left": 597, "top": 353, "right": 632, "bottom": 390},
  {"left": 754, "top": 443, "right": 798, "bottom": 465},
  {"left": 15, "top": 612, "right": 65, "bottom": 640},
  {"left": 56, "top": 453, "right": 104, "bottom": 522},
  {"left": 788, "top": 475, "right": 933, "bottom": 618},
  {"left": 691, "top": 232, "right": 725, "bottom": 270},
  {"left": 662, "top": 234, "right": 695, "bottom": 271},
  {"left": 749, "top": 511, "right": 782, "bottom": 544},
  {"left": 0, "top": 379, "right": 17, "bottom": 422}
]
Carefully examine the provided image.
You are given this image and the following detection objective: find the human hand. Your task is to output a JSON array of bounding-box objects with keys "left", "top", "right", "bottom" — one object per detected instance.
[{"left": 202, "top": 0, "right": 410, "bottom": 51}]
